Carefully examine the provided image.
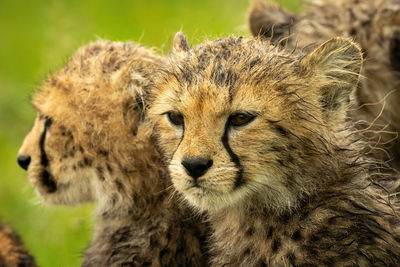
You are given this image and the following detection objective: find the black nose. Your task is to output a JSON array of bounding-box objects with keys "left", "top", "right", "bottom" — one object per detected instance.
[
  {"left": 181, "top": 157, "right": 213, "bottom": 179},
  {"left": 17, "top": 155, "right": 31, "bottom": 170}
]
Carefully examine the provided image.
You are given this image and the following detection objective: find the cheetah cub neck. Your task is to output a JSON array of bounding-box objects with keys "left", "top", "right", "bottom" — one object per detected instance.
[{"left": 151, "top": 33, "right": 400, "bottom": 266}]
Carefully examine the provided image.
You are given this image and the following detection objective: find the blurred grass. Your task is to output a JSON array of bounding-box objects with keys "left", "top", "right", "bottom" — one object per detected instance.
[{"left": 0, "top": 0, "right": 300, "bottom": 266}]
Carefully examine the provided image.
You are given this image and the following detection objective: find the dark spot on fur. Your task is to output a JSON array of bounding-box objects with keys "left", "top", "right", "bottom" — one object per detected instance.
[
  {"left": 258, "top": 259, "right": 268, "bottom": 267},
  {"left": 78, "top": 160, "right": 84, "bottom": 168},
  {"left": 83, "top": 157, "right": 92, "bottom": 167},
  {"left": 271, "top": 238, "right": 281, "bottom": 252},
  {"left": 246, "top": 226, "right": 255, "bottom": 236},
  {"left": 96, "top": 166, "right": 105, "bottom": 181},
  {"left": 274, "top": 125, "right": 289, "bottom": 137},
  {"left": 266, "top": 226, "right": 274, "bottom": 238},
  {"left": 244, "top": 247, "right": 251, "bottom": 256},
  {"left": 159, "top": 248, "right": 170, "bottom": 265},
  {"left": 280, "top": 213, "right": 290, "bottom": 225},
  {"left": 115, "top": 180, "right": 124, "bottom": 192},
  {"left": 271, "top": 146, "right": 283, "bottom": 152},
  {"left": 106, "top": 163, "right": 113, "bottom": 174},
  {"left": 166, "top": 230, "right": 172, "bottom": 240},
  {"left": 277, "top": 159, "right": 285, "bottom": 166},
  {"left": 132, "top": 125, "right": 138, "bottom": 136},
  {"left": 101, "top": 211, "right": 110, "bottom": 219},
  {"left": 149, "top": 234, "right": 159, "bottom": 248},
  {"left": 111, "top": 193, "right": 118, "bottom": 205},
  {"left": 291, "top": 230, "right": 302, "bottom": 241},
  {"left": 310, "top": 234, "right": 320, "bottom": 242},
  {"left": 99, "top": 149, "right": 109, "bottom": 157}
]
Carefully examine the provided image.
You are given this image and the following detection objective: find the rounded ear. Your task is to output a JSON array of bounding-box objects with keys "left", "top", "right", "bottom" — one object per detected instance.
[
  {"left": 172, "top": 31, "right": 190, "bottom": 53},
  {"left": 300, "top": 38, "right": 363, "bottom": 117},
  {"left": 248, "top": 0, "right": 295, "bottom": 43}
]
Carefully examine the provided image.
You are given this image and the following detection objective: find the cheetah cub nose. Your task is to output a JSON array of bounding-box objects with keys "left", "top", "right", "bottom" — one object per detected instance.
[
  {"left": 17, "top": 155, "right": 31, "bottom": 171},
  {"left": 181, "top": 157, "right": 213, "bottom": 179}
]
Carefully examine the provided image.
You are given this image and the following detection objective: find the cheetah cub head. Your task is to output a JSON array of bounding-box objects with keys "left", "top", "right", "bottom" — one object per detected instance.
[
  {"left": 18, "top": 40, "right": 161, "bottom": 205},
  {"left": 150, "top": 33, "right": 362, "bottom": 213}
]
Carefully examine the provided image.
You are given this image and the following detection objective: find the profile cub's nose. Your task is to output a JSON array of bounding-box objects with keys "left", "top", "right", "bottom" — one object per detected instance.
[
  {"left": 181, "top": 157, "right": 213, "bottom": 179},
  {"left": 17, "top": 155, "right": 31, "bottom": 170}
]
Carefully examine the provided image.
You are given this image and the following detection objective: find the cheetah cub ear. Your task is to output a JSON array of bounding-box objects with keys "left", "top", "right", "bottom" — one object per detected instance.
[
  {"left": 300, "top": 37, "right": 363, "bottom": 123},
  {"left": 172, "top": 31, "right": 190, "bottom": 54}
]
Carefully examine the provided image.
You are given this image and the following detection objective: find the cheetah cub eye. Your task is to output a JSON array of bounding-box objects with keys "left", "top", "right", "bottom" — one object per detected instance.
[
  {"left": 165, "top": 111, "right": 184, "bottom": 126},
  {"left": 228, "top": 113, "right": 256, "bottom": 127}
]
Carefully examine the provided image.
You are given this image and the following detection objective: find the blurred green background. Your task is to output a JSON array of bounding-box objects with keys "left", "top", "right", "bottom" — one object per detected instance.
[{"left": 0, "top": 0, "right": 300, "bottom": 266}]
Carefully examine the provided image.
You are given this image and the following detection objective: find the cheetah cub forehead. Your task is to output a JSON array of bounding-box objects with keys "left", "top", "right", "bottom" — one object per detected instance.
[{"left": 150, "top": 32, "right": 362, "bottom": 213}]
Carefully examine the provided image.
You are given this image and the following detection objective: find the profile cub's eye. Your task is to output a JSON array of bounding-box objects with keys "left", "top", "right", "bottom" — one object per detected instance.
[
  {"left": 229, "top": 113, "right": 256, "bottom": 127},
  {"left": 166, "top": 111, "right": 184, "bottom": 126}
]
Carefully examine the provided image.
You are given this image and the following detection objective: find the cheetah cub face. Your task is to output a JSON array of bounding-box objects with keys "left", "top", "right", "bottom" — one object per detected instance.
[
  {"left": 18, "top": 41, "right": 158, "bottom": 205},
  {"left": 18, "top": 112, "right": 95, "bottom": 204},
  {"left": 151, "top": 33, "right": 362, "bottom": 213}
]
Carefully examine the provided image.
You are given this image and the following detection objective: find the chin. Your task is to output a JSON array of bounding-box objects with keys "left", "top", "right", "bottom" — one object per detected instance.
[
  {"left": 32, "top": 175, "right": 93, "bottom": 206},
  {"left": 179, "top": 184, "right": 250, "bottom": 213}
]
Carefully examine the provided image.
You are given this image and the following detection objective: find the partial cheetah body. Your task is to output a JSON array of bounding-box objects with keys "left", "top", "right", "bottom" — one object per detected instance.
[
  {"left": 150, "top": 33, "right": 400, "bottom": 266},
  {"left": 18, "top": 40, "right": 208, "bottom": 266},
  {"left": 249, "top": 0, "right": 400, "bottom": 169},
  {"left": 0, "top": 220, "right": 36, "bottom": 267}
]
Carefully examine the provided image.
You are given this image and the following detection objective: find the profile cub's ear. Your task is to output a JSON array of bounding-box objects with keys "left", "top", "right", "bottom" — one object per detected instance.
[
  {"left": 300, "top": 38, "right": 363, "bottom": 122},
  {"left": 172, "top": 31, "right": 190, "bottom": 53},
  {"left": 248, "top": 0, "right": 295, "bottom": 43}
]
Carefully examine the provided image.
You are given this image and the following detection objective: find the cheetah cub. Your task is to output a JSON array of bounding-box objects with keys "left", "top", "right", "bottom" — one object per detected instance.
[
  {"left": 0, "top": 220, "right": 36, "bottom": 267},
  {"left": 150, "top": 32, "right": 400, "bottom": 266},
  {"left": 17, "top": 40, "right": 208, "bottom": 266},
  {"left": 249, "top": 0, "right": 400, "bottom": 169}
]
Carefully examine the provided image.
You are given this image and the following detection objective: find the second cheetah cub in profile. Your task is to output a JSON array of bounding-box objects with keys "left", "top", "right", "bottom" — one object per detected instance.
[
  {"left": 17, "top": 40, "right": 208, "bottom": 266},
  {"left": 150, "top": 32, "right": 400, "bottom": 266}
]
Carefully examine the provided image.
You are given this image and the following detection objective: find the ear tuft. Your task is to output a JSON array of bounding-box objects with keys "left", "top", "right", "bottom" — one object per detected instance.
[
  {"left": 173, "top": 31, "right": 190, "bottom": 53},
  {"left": 301, "top": 37, "right": 363, "bottom": 114}
]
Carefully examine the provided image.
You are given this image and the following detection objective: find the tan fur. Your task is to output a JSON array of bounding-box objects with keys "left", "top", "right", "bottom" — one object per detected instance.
[
  {"left": 150, "top": 33, "right": 400, "bottom": 266},
  {"left": 18, "top": 40, "right": 208, "bottom": 266},
  {"left": 0, "top": 220, "right": 36, "bottom": 267},
  {"left": 249, "top": 0, "right": 400, "bottom": 169}
]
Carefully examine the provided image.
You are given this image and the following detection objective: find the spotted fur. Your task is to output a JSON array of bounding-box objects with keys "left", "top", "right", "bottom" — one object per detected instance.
[
  {"left": 150, "top": 33, "right": 400, "bottom": 266},
  {"left": 249, "top": 0, "right": 400, "bottom": 169},
  {"left": 0, "top": 220, "right": 36, "bottom": 267},
  {"left": 18, "top": 40, "right": 208, "bottom": 266}
]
